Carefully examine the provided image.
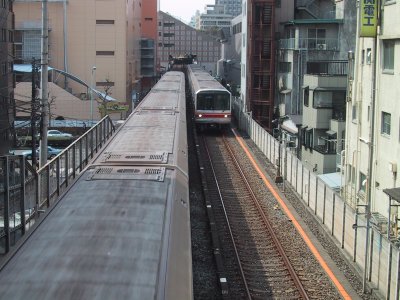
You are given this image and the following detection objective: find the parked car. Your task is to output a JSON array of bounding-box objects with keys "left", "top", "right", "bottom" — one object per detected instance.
[
  {"left": 21, "top": 146, "right": 62, "bottom": 160},
  {"left": 47, "top": 130, "right": 73, "bottom": 140}
]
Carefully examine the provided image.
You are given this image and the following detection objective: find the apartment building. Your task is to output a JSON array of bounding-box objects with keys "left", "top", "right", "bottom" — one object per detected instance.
[
  {"left": 276, "top": 0, "right": 356, "bottom": 176},
  {"left": 0, "top": 0, "right": 15, "bottom": 155},
  {"left": 344, "top": 1, "right": 400, "bottom": 221},
  {"left": 13, "top": 0, "right": 141, "bottom": 117},
  {"left": 158, "top": 11, "right": 221, "bottom": 74}
]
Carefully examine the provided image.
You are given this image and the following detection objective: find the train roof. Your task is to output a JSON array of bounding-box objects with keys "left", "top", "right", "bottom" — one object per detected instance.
[
  {"left": 0, "top": 71, "right": 192, "bottom": 299},
  {"left": 188, "top": 65, "right": 230, "bottom": 93}
]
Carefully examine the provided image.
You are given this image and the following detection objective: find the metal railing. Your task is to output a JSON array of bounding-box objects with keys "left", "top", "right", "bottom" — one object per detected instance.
[
  {"left": 279, "top": 38, "right": 339, "bottom": 51},
  {"left": 0, "top": 116, "right": 115, "bottom": 255},
  {"left": 307, "top": 60, "right": 348, "bottom": 76}
]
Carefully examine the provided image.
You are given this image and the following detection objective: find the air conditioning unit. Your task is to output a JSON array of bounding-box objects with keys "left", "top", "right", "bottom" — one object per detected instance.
[{"left": 317, "top": 43, "right": 327, "bottom": 50}]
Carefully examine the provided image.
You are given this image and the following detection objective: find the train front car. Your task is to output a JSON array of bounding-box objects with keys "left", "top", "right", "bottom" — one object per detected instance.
[{"left": 188, "top": 65, "right": 231, "bottom": 129}]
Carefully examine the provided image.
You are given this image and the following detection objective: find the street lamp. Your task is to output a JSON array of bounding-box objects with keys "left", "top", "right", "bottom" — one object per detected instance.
[{"left": 90, "top": 66, "right": 96, "bottom": 125}]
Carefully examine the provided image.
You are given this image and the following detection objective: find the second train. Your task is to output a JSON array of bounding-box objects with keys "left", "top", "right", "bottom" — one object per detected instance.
[{"left": 187, "top": 64, "right": 232, "bottom": 130}]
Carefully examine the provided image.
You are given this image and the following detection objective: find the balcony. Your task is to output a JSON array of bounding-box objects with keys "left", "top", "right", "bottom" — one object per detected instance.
[
  {"left": 307, "top": 61, "right": 348, "bottom": 76},
  {"left": 279, "top": 38, "right": 339, "bottom": 51}
]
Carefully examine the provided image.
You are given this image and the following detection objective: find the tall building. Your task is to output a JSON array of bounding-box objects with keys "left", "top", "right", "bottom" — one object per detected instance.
[
  {"left": 344, "top": 1, "right": 400, "bottom": 218},
  {"left": 13, "top": 0, "right": 141, "bottom": 117},
  {"left": 141, "top": 0, "right": 158, "bottom": 94},
  {"left": 158, "top": 11, "right": 221, "bottom": 74},
  {"left": 241, "top": 0, "right": 276, "bottom": 131},
  {"left": 197, "top": 4, "right": 233, "bottom": 31},
  {"left": 215, "top": 0, "right": 242, "bottom": 17},
  {"left": 0, "top": 0, "right": 15, "bottom": 155},
  {"left": 276, "top": 0, "right": 356, "bottom": 175}
]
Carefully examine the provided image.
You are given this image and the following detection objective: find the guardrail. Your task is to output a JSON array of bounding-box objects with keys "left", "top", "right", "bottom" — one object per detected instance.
[{"left": 0, "top": 116, "right": 115, "bottom": 255}]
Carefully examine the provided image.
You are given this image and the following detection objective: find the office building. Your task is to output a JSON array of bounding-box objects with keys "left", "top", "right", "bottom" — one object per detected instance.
[
  {"left": 14, "top": 0, "right": 141, "bottom": 117},
  {"left": 0, "top": 0, "right": 15, "bottom": 154}
]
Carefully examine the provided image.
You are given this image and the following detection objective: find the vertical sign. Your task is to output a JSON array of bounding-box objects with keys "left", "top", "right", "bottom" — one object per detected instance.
[{"left": 360, "top": 0, "right": 378, "bottom": 37}]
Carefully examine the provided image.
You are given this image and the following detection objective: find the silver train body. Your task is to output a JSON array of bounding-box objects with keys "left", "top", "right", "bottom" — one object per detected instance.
[
  {"left": 0, "top": 72, "right": 192, "bottom": 300},
  {"left": 188, "top": 65, "right": 232, "bottom": 128}
]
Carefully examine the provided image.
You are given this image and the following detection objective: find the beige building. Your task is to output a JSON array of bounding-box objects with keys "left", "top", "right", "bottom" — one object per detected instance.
[{"left": 14, "top": 0, "right": 141, "bottom": 117}]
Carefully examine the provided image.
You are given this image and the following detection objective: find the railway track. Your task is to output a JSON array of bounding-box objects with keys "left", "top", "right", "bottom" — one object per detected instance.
[{"left": 201, "top": 133, "right": 309, "bottom": 299}]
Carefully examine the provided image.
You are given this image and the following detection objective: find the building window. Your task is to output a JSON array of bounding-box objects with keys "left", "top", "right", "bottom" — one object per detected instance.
[
  {"left": 383, "top": 40, "right": 395, "bottom": 72},
  {"left": 96, "top": 51, "right": 115, "bottom": 55},
  {"left": 303, "top": 86, "right": 309, "bottom": 107},
  {"left": 145, "top": 18, "right": 153, "bottom": 21},
  {"left": 366, "top": 48, "right": 372, "bottom": 64},
  {"left": 381, "top": 111, "right": 391, "bottom": 135},
  {"left": 279, "top": 62, "right": 291, "bottom": 73},
  {"left": 96, "top": 81, "right": 115, "bottom": 87},
  {"left": 96, "top": 20, "right": 115, "bottom": 25},
  {"left": 1, "top": 29, "right": 6, "bottom": 42},
  {"left": 359, "top": 172, "right": 367, "bottom": 193},
  {"left": 361, "top": 49, "right": 365, "bottom": 64},
  {"left": 352, "top": 104, "right": 357, "bottom": 122},
  {"left": 313, "top": 90, "right": 346, "bottom": 109},
  {"left": 307, "top": 28, "right": 326, "bottom": 50}
]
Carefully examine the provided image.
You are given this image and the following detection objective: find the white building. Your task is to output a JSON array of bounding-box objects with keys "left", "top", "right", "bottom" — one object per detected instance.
[
  {"left": 197, "top": 5, "right": 233, "bottom": 31},
  {"left": 215, "top": 0, "right": 242, "bottom": 17},
  {"left": 344, "top": 0, "right": 400, "bottom": 229}
]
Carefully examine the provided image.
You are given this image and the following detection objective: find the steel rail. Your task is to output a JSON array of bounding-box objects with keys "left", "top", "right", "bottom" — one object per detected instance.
[
  {"left": 222, "top": 135, "right": 310, "bottom": 300},
  {"left": 203, "top": 135, "right": 252, "bottom": 300}
]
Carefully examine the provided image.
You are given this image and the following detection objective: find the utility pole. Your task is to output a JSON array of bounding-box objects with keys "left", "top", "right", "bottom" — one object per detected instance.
[
  {"left": 31, "top": 60, "right": 39, "bottom": 168},
  {"left": 40, "top": 0, "right": 49, "bottom": 167}
]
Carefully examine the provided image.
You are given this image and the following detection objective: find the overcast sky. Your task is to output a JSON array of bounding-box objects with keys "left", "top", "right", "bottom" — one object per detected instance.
[{"left": 159, "top": 0, "right": 212, "bottom": 24}]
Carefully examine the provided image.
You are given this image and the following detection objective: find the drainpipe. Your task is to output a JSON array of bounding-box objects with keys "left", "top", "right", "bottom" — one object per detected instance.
[
  {"left": 63, "top": 0, "right": 68, "bottom": 89},
  {"left": 363, "top": 10, "right": 379, "bottom": 296}
]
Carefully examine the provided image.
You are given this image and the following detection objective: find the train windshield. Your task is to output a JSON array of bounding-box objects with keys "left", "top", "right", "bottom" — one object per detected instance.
[{"left": 197, "top": 92, "right": 230, "bottom": 111}]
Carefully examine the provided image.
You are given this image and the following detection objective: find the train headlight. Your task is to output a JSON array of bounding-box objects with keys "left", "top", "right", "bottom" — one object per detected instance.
[
  {"left": 224, "top": 114, "right": 228, "bottom": 118},
  {"left": 198, "top": 114, "right": 203, "bottom": 118}
]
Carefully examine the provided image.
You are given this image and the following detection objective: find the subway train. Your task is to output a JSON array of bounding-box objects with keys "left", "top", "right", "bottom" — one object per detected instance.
[
  {"left": 0, "top": 72, "right": 192, "bottom": 299},
  {"left": 187, "top": 64, "right": 232, "bottom": 129}
]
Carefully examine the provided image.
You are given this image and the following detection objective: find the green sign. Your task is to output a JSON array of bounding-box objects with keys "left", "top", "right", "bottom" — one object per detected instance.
[{"left": 360, "top": 0, "right": 378, "bottom": 37}]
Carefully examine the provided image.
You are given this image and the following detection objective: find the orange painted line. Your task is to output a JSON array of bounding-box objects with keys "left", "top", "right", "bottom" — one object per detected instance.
[{"left": 232, "top": 129, "right": 352, "bottom": 300}]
